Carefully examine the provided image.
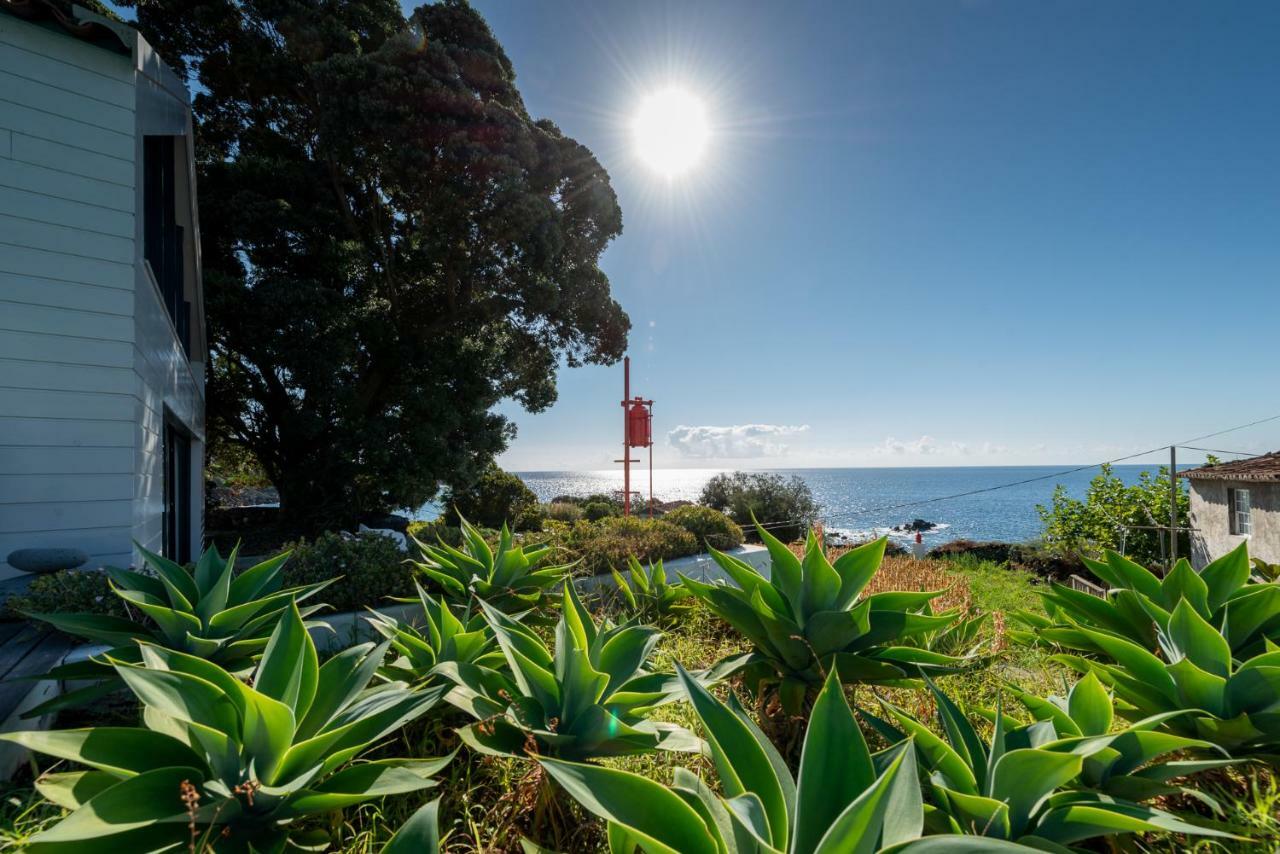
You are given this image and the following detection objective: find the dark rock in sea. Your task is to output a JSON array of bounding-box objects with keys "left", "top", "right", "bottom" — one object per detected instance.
[
  {"left": 7, "top": 547, "right": 89, "bottom": 574},
  {"left": 893, "top": 519, "right": 937, "bottom": 533}
]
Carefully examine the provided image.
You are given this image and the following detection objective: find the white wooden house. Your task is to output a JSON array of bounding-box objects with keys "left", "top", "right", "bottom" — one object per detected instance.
[{"left": 0, "top": 1, "right": 205, "bottom": 582}]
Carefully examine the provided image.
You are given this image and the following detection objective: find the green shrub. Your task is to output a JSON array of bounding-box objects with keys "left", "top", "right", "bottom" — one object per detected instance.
[
  {"left": 5, "top": 568, "right": 128, "bottom": 621},
  {"left": 443, "top": 463, "right": 539, "bottom": 530},
  {"left": 406, "top": 518, "right": 463, "bottom": 547},
  {"left": 663, "top": 504, "right": 744, "bottom": 550},
  {"left": 698, "top": 471, "right": 818, "bottom": 543},
  {"left": 582, "top": 500, "right": 616, "bottom": 521},
  {"left": 546, "top": 501, "right": 584, "bottom": 522},
  {"left": 1036, "top": 462, "right": 1188, "bottom": 566},
  {"left": 283, "top": 530, "right": 414, "bottom": 613},
  {"left": 562, "top": 516, "right": 699, "bottom": 577}
]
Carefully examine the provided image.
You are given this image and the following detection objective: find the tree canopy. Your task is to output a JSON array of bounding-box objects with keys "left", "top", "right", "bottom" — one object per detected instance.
[{"left": 124, "top": 0, "right": 629, "bottom": 527}]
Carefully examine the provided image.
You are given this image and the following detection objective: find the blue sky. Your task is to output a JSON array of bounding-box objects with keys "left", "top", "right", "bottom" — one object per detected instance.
[{"left": 442, "top": 1, "right": 1280, "bottom": 471}]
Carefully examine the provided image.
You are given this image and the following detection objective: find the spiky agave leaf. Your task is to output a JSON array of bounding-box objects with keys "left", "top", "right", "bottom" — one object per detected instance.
[
  {"left": 411, "top": 516, "right": 573, "bottom": 617},
  {"left": 1, "top": 603, "right": 451, "bottom": 851},
  {"left": 680, "top": 523, "right": 973, "bottom": 713},
  {"left": 436, "top": 582, "right": 702, "bottom": 761},
  {"left": 862, "top": 674, "right": 1242, "bottom": 846},
  {"left": 538, "top": 665, "right": 925, "bottom": 854},
  {"left": 22, "top": 543, "right": 331, "bottom": 716}
]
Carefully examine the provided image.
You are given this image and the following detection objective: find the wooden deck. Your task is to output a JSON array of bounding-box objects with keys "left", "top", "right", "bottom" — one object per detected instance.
[{"left": 0, "top": 623, "right": 75, "bottom": 718}]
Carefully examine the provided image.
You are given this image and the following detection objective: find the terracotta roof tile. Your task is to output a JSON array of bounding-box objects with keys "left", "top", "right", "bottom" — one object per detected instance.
[{"left": 1179, "top": 451, "right": 1280, "bottom": 482}]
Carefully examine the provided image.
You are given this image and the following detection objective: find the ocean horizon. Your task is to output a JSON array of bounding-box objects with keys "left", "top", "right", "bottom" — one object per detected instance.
[{"left": 419, "top": 463, "right": 1188, "bottom": 544}]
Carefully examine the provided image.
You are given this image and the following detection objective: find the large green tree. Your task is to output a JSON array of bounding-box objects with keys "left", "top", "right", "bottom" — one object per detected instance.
[{"left": 124, "top": 0, "right": 628, "bottom": 528}]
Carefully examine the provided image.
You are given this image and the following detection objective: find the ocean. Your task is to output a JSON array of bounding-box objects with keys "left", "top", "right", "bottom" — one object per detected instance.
[{"left": 492, "top": 465, "right": 1176, "bottom": 545}]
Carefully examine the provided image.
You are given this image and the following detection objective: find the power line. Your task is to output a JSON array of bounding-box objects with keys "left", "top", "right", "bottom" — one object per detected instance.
[
  {"left": 1178, "top": 446, "right": 1263, "bottom": 457},
  {"left": 819, "top": 413, "right": 1280, "bottom": 524}
]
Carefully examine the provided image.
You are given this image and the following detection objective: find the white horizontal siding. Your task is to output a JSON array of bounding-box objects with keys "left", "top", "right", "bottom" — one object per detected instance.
[
  {"left": 0, "top": 68, "right": 134, "bottom": 135},
  {"left": 0, "top": 212, "right": 134, "bottom": 264},
  {"left": 0, "top": 43, "right": 132, "bottom": 108},
  {"left": 0, "top": 328, "right": 132, "bottom": 368},
  {"left": 0, "top": 185, "right": 133, "bottom": 239},
  {"left": 0, "top": 158, "right": 133, "bottom": 210},
  {"left": 0, "top": 497, "right": 131, "bottom": 532},
  {"left": 0, "top": 13, "right": 206, "bottom": 581},
  {"left": 11, "top": 132, "right": 133, "bottom": 188},
  {"left": 0, "top": 272, "right": 132, "bottom": 316},
  {"left": 0, "top": 388, "right": 133, "bottom": 421},
  {"left": 0, "top": 359, "right": 134, "bottom": 395},
  {"left": 0, "top": 416, "right": 132, "bottom": 448},
  {"left": 0, "top": 473, "right": 131, "bottom": 504},
  {"left": 0, "top": 445, "right": 131, "bottom": 475},
  {"left": 0, "top": 301, "right": 133, "bottom": 342}
]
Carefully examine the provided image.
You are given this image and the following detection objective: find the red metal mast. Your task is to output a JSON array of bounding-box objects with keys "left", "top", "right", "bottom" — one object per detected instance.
[{"left": 620, "top": 357, "right": 654, "bottom": 517}]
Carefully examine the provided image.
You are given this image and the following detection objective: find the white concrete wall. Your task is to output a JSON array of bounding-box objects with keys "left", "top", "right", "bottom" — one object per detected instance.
[
  {"left": 0, "top": 14, "right": 203, "bottom": 578},
  {"left": 1187, "top": 480, "right": 1280, "bottom": 569}
]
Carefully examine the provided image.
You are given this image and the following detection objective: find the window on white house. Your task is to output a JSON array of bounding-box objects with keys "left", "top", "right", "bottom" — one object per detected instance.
[{"left": 1228, "top": 488, "right": 1252, "bottom": 536}]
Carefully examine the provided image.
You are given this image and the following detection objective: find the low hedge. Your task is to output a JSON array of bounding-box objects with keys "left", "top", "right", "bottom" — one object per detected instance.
[
  {"left": 281, "top": 531, "right": 415, "bottom": 613},
  {"left": 662, "top": 505, "right": 743, "bottom": 551},
  {"left": 5, "top": 568, "right": 130, "bottom": 622},
  {"left": 560, "top": 516, "right": 699, "bottom": 577}
]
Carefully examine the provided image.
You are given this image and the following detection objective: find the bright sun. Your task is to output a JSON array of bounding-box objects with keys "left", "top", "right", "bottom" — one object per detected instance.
[{"left": 632, "top": 88, "right": 710, "bottom": 177}]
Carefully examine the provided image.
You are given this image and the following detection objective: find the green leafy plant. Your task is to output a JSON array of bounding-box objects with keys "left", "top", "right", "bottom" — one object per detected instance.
[
  {"left": 5, "top": 568, "right": 129, "bottom": 621},
  {"left": 1036, "top": 462, "right": 1188, "bottom": 566},
  {"left": 437, "top": 583, "right": 706, "bottom": 760},
  {"left": 1050, "top": 600, "right": 1280, "bottom": 756},
  {"left": 663, "top": 504, "right": 744, "bottom": 550},
  {"left": 561, "top": 516, "right": 700, "bottom": 577},
  {"left": 22, "top": 544, "right": 330, "bottom": 713},
  {"left": 610, "top": 556, "right": 692, "bottom": 625},
  {"left": 538, "top": 665, "right": 925, "bottom": 854},
  {"left": 412, "top": 518, "right": 572, "bottom": 616},
  {"left": 698, "top": 470, "right": 819, "bottom": 544},
  {"left": 1009, "top": 544, "right": 1280, "bottom": 659},
  {"left": 367, "top": 581, "right": 506, "bottom": 688},
  {"left": 993, "top": 673, "right": 1241, "bottom": 806},
  {"left": 283, "top": 530, "right": 416, "bottom": 614},
  {"left": 862, "top": 674, "right": 1238, "bottom": 847},
  {"left": 681, "top": 526, "right": 970, "bottom": 713},
  {"left": 0, "top": 604, "right": 452, "bottom": 852},
  {"left": 445, "top": 463, "right": 541, "bottom": 531}
]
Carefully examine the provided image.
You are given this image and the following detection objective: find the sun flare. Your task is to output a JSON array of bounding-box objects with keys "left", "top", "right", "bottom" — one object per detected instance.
[{"left": 632, "top": 88, "right": 710, "bottom": 177}]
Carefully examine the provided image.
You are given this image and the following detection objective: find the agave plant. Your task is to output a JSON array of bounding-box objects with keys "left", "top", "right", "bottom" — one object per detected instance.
[
  {"left": 22, "top": 543, "right": 330, "bottom": 713},
  {"left": 1, "top": 603, "right": 451, "bottom": 852},
  {"left": 1009, "top": 543, "right": 1280, "bottom": 659},
  {"left": 412, "top": 518, "right": 572, "bottom": 616},
  {"left": 1051, "top": 600, "right": 1280, "bottom": 756},
  {"left": 610, "top": 556, "right": 692, "bottom": 624},
  {"left": 861, "top": 674, "right": 1239, "bottom": 847},
  {"left": 367, "top": 581, "right": 506, "bottom": 688},
  {"left": 681, "top": 525, "right": 970, "bottom": 713},
  {"left": 437, "top": 582, "right": 708, "bottom": 760},
  {"left": 988, "top": 672, "right": 1241, "bottom": 806},
  {"left": 538, "top": 665, "right": 926, "bottom": 854}
]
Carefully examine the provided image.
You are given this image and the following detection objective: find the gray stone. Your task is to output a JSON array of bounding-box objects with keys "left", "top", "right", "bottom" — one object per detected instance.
[{"left": 5, "top": 548, "right": 89, "bottom": 574}]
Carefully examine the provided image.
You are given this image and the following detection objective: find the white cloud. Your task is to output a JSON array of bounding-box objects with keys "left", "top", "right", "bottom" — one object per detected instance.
[
  {"left": 870, "top": 436, "right": 1008, "bottom": 458},
  {"left": 667, "top": 424, "right": 810, "bottom": 459},
  {"left": 874, "top": 435, "right": 943, "bottom": 456}
]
